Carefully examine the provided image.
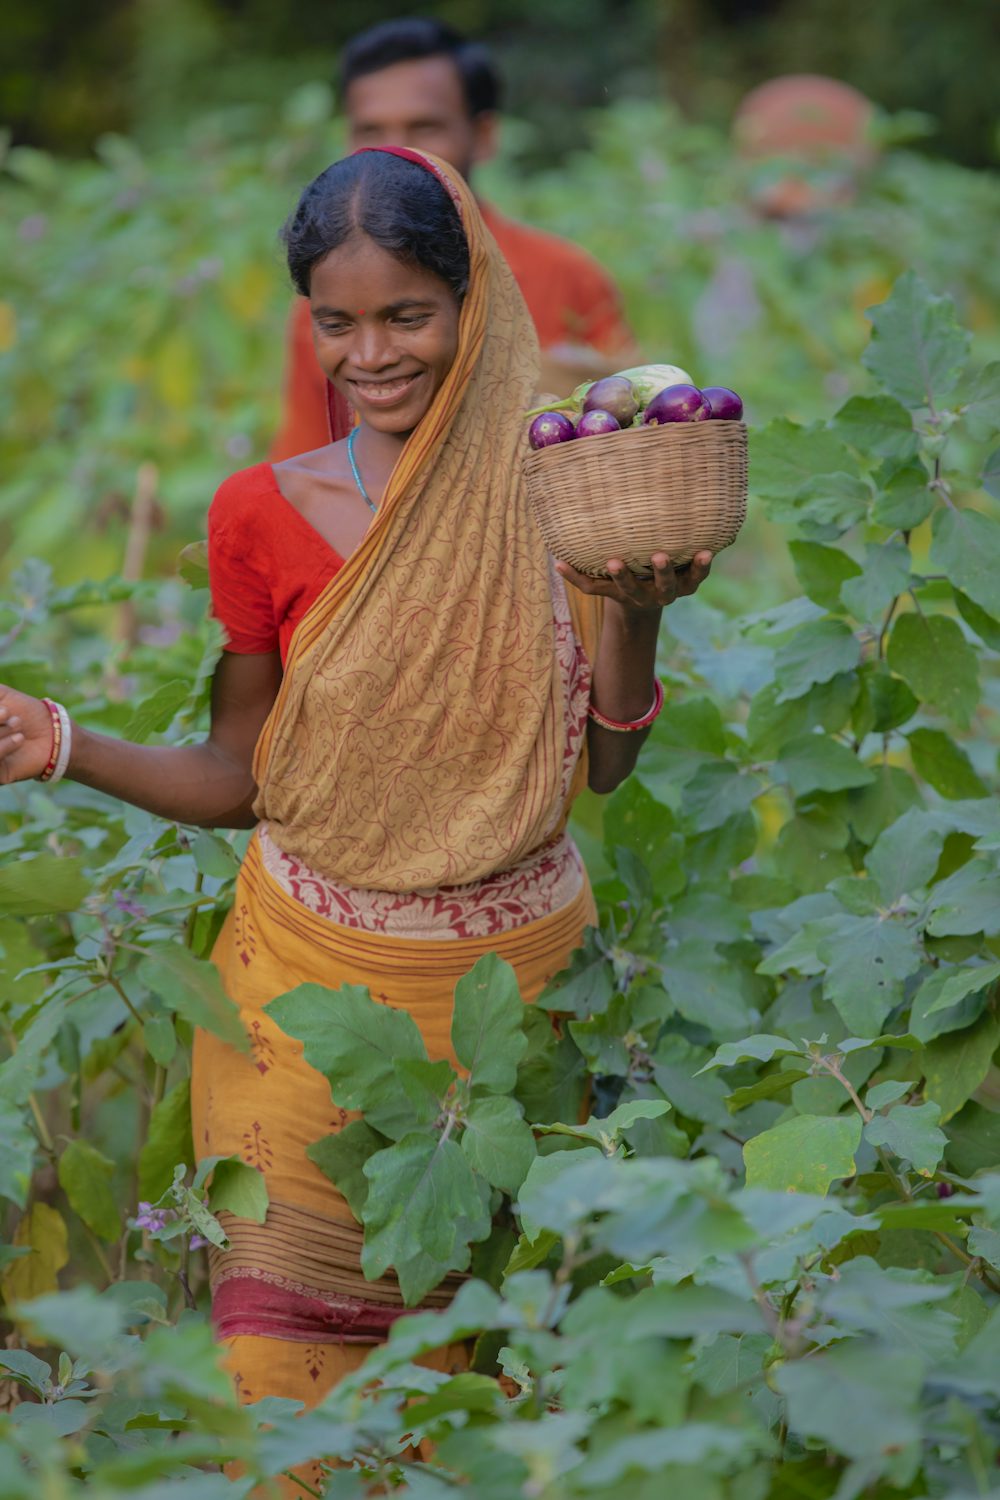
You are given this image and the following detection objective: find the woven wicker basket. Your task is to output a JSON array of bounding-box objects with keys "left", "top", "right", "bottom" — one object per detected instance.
[{"left": 524, "top": 420, "right": 748, "bottom": 578}]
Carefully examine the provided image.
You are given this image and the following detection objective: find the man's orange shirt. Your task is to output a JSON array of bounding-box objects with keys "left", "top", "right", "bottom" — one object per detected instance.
[{"left": 269, "top": 203, "right": 633, "bottom": 460}]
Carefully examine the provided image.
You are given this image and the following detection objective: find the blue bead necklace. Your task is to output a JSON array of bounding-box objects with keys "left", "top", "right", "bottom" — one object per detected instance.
[{"left": 347, "top": 427, "right": 377, "bottom": 514}]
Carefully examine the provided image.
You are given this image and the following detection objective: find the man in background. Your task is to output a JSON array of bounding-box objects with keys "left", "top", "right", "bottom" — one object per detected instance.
[{"left": 270, "top": 17, "right": 636, "bottom": 460}]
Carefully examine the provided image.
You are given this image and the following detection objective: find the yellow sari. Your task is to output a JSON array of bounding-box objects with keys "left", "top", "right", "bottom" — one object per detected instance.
[{"left": 191, "top": 150, "right": 602, "bottom": 1449}]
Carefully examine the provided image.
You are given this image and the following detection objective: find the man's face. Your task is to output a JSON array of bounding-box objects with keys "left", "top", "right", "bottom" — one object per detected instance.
[{"left": 345, "top": 56, "right": 497, "bottom": 182}]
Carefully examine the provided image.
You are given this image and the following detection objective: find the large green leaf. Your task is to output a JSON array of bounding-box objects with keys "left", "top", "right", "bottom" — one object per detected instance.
[
  {"left": 307, "top": 1120, "right": 386, "bottom": 1221},
  {"left": 0, "top": 856, "right": 88, "bottom": 916},
  {"left": 886, "top": 612, "right": 979, "bottom": 727},
  {"left": 122, "top": 679, "right": 192, "bottom": 743},
  {"left": 840, "top": 538, "right": 912, "bottom": 623},
  {"left": 866, "top": 807, "right": 946, "bottom": 904},
  {"left": 604, "top": 778, "right": 685, "bottom": 897},
  {"left": 267, "top": 981, "right": 425, "bottom": 1138},
  {"left": 910, "top": 963, "right": 999, "bottom": 1043},
  {"left": 862, "top": 270, "right": 970, "bottom": 410},
  {"left": 205, "top": 1158, "right": 268, "bottom": 1223},
  {"left": 923, "top": 1012, "right": 1000, "bottom": 1122},
  {"left": 0, "top": 1101, "right": 36, "bottom": 1208},
  {"left": 907, "top": 727, "right": 988, "bottom": 799},
  {"left": 930, "top": 506, "right": 1000, "bottom": 623},
  {"left": 817, "top": 914, "right": 924, "bottom": 1036},
  {"left": 834, "top": 393, "right": 919, "bottom": 461},
  {"left": 451, "top": 953, "right": 528, "bottom": 1094},
  {"left": 776, "top": 1340, "right": 924, "bottom": 1460},
  {"left": 139, "top": 946, "right": 248, "bottom": 1052},
  {"left": 865, "top": 1101, "right": 947, "bottom": 1176},
  {"left": 57, "top": 1140, "right": 120, "bottom": 1242},
  {"left": 871, "top": 461, "right": 935, "bottom": 530},
  {"left": 361, "top": 1133, "right": 492, "bottom": 1305},
  {"left": 777, "top": 733, "right": 874, "bottom": 798},
  {"left": 137, "top": 1078, "right": 194, "bottom": 1202},
  {"left": 461, "top": 1095, "right": 536, "bottom": 1192},
  {"left": 774, "top": 619, "right": 861, "bottom": 703},
  {"left": 961, "top": 361, "right": 1000, "bottom": 441},
  {"left": 743, "top": 1113, "right": 861, "bottom": 1195},
  {"left": 788, "top": 540, "right": 860, "bottom": 610}
]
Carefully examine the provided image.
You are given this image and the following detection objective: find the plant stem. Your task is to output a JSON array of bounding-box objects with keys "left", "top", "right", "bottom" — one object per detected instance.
[{"left": 104, "top": 970, "right": 145, "bottom": 1029}]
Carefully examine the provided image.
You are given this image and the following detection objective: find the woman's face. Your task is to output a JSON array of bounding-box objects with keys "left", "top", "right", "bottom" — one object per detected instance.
[{"left": 309, "top": 234, "right": 461, "bottom": 437}]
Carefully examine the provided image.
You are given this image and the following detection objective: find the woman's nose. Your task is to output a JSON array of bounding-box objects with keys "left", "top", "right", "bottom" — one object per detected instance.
[{"left": 352, "top": 322, "right": 397, "bottom": 371}]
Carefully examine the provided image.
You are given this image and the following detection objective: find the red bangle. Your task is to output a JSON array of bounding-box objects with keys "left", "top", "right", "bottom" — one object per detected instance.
[
  {"left": 587, "top": 677, "right": 664, "bottom": 733},
  {"left": 37, "top": 698, "right": 61, "bottom": 781}
]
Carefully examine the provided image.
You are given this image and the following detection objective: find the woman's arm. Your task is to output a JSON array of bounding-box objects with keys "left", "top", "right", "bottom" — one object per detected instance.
[
  {"left": 556, "top": 550, "right": 713, "bottom": 795},
  {"left": 0, "top": 649, "right": 283, "bottom": 829}
]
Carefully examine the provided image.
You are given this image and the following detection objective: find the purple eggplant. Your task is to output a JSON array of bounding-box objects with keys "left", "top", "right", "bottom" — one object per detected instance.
[
  {"left": 582, "top": 376, "right": 638, "bottom": 427},
  {"left": 702, "top": 386, "right": 744, "bottom": 420},
  {"left": 643, "top": 384, "right": 712, "bottom": 424},
  {"left": 528, "top": 411, "right": 577, "bottom": 450},
  {"left": 576, "top": 409, "right": 621, "bottom": 438}
]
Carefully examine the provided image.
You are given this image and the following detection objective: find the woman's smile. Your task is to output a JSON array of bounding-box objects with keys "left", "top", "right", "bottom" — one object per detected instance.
[{"left": 347, "top": 371, "right": 425, "bottom": 408}]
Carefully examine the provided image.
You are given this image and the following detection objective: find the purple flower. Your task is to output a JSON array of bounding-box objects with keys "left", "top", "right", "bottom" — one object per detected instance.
[
  {"left": 112, "top": 890, "right": 146, "bottom": 920},
  {"left": 189, "top": 1233, "right": 209, "bottom": 1251},
  {"left": 134, "top": 1201, "right": 170, "bottom": 1232}
]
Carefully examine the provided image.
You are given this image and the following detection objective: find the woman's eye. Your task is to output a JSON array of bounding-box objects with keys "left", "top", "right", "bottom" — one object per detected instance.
[
  {"left": 396, "top": 315, "right": 429, "bottom": 328},
  {"left": 318, "top": 322, "right": 349, "bottom": 336}
]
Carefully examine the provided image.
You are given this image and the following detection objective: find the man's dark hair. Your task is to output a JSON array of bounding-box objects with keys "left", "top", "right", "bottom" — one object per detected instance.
[
  {"left": 339, "top": 18, "right": 502, "bottom": 118},
  {"left": 282, "top": 150, "right": 470, "bottom": 301}
]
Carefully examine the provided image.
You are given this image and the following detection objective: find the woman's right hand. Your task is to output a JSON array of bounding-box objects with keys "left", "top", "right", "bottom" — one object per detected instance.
[{"left": 0, "top": 687, "right": 54, "bottom": 785}]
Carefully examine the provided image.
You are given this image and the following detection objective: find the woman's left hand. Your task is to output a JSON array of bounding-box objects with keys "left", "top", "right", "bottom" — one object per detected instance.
[{"left": 555, "top": 550, "right": 713, "bottom": 611}]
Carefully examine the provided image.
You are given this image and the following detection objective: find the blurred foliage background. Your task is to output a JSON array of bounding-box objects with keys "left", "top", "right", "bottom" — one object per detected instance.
[{"left": 3, "top": 0, "right": 999, "bottom": 167}]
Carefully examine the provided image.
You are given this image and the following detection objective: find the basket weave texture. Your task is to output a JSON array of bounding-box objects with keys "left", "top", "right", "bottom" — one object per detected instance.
[{"left": 524, "top": 420, "right": 748, "bottom": 578}]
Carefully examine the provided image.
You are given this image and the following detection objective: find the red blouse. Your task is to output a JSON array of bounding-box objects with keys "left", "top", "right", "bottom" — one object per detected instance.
[{"left": 207, "top": 463, "right": 344, "bottom": 664}]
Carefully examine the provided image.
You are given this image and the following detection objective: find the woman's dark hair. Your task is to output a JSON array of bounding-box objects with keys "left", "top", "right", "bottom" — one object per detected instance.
[
  {"left": 282, "top": 151, "right": 470, "bottom": 301},
  {"left": 340, "top": 18, "right": 501, "bottom": 118}
]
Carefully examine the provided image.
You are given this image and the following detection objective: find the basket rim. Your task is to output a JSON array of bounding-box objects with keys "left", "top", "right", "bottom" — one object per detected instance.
[{"left": 523, "top": 417, "right": 747, "bottom": 472}]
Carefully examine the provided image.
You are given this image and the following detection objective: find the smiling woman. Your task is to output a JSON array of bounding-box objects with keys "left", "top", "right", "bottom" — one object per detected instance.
[{"left": 0, "top": 147, "right": 712, "bottom": 1489}]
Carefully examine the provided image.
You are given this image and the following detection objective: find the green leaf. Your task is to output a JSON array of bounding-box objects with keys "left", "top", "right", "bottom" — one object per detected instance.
[
  {"left": 865, "top": 1080, "right": 911, "bottom": 1111},
  {"left": 926, "top": 859, "right": 1000, "bottom": 937},
  {"left": 0, "top": 856, "right": 88, "bottom": 916},
  {"left": 886, "top": 611, "right": 979, "bottom": 727},
  {"left": 726, "top": 1070, "right": 811, "bottom": 1113},
  {"left": 0, "top": 1101, "right": 36, "bottom": 1208},
  {"left": 660, "top": 941, "right": 753, "bottom": 1034},
  {"left": 123, "top": 679, "right": 193, "bottom": 742},
  {"left": 847, "top": 764, "right": 923, "bottom": 846},
  {"left": 267, "top": 982, "right": 426, "bottom": 1139},
  {"left": 205, "top": 1158, "right": 268, "bottom": 1223},
  {"left": 953, "top": 587, "right": 1000, "bottom": 650},
  {"left": 138, "top": 1079, "right": 194, "bottom": 1202},
  {"left": 961, "top": 361, "right": 1000, "bottom": 442},
  {"left": 910, "top": 964, "right": 997, "bottom": 1044},
  {"left": 142, "top": 1012, "right": 177, "bottom": 1068},
  {"left": 778, "top": 733, "right": 875, "bottom": 797},
  {"left": 461, "top": 1096, "right": 536, "bottom": 1192},
  {"left": 945, "top": 1101, "right": 1000, "bottom": 1177},
  {"left": 788, "top": 540, "right": 861, "bottom": 610},
  {"left": 774, "top": 619, "right": 861, "bottom": 703},
  {"left": 537, "top": 1098, "right": 672, "bottom": 1150},
  {"left": 862, "top": 270, "right": 970, "bottom": 410},
  {"left": 139, "top": 945, "right": 248, "bottom": 1052},
  {"left": 775, "top": 1339, "right": 923, "bottom": 1460},
  {"left": 923, "top": 1012, "right": 1000, "bottom": 1122},
  {"left": 57, "top": 1140, "right": 120, "bottom": 1242},
  {"left": 451, "top": 953, "right": 528, "bottom": 1094},
  {"left": 743, "top": 1113, "right": 861, "bottom": 1195},
  {"left": 983, "top": 448, "right": 1000, "bottom": 500},
  {"left": 190, "top": 829, "right": 241, "bottom": 880},
  {"left": 866, "top": 807, "right": 946, "bottom": 904},
  {"left": 818, "top": 915, "right": 924, "bottom": 1036},
  {"left": 748, "top": 673, "right": 858, "bottom": 757},
  {"left": 834, "top": 393, "right": 919, "bottom": 461},
  {"left": 967, "top": 1225, "right": 1000, "bottom": 1271},
  {"left": 930, "top": 506, "right": 1000, "bottom": 624},
  {"left": 839, "top": 539, "right": 912, "bottom": 622},
  {"left": 361, "top": 1133, "right": 492, "bottom": 1305},
  {"left": 907, "top": 726, "right": 988, "bottom": 799},
  {"left": 699, "top": 1035, "right": 804, "bottom": 1072},
  {"left": 865, "top": 1101, "right": 948, "bottom": 1175},
  {"left": 178, "top": 539, "right": 210, "bottom": 588},
  {"left": 604, "top": 779, "right": 684, "bottom": 897},
  {"left": 751, "top": 419, "right": 869, "bottom": 528},
  {"left": 307, "top": 1120, "right": 385, "bottom": 1221},
  {"left": 871, "top": 462, "right": 935, "bottom": 529}
]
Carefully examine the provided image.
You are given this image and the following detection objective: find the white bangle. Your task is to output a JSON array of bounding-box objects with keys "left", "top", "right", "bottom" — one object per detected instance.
[{"left": 47, "top": 696, "right": 72, "bottom": 780}]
